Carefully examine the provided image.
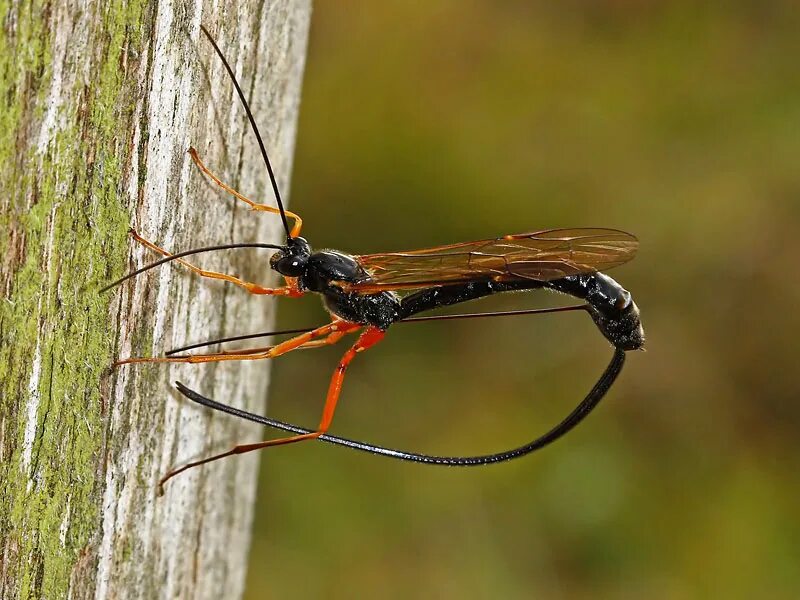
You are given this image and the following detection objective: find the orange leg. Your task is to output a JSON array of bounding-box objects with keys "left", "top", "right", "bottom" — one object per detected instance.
[
  {"left": 115, "top": 320, "right": 361, "bottom": 366},
  {"left": 158, "top": 326, "right": 385, "bottom": 490},
  {"left": 130, "top": 229, "right": 301, "bottom": 297},
  {"left": 210, "top": 328, "right": 357, "bottom": 357},
  {"left": 189, "top": 148, "right": 303, "bottom": 237}
]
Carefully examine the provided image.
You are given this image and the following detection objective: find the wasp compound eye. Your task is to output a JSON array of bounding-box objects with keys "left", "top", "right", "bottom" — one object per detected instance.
[{"left": 270, "top": 251, "right": 306, "bottom": 277}]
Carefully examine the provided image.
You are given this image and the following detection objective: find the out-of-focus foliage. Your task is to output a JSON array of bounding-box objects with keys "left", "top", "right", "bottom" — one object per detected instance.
[{"left": 245, "top": 1, "right": 800, "bottom": 597}]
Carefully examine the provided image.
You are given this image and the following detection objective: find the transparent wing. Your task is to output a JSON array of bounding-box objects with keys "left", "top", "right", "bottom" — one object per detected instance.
[{"left": 347, "top": 228, "right": 638, "bottom": 292}]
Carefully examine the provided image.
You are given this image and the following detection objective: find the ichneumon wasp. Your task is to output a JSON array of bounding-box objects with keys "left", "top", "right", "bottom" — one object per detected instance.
[{"left": 106, "top": 25, "right": 644, "bottom": 491}]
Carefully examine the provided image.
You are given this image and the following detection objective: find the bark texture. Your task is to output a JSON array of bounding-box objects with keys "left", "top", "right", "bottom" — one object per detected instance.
[{"left": 0, "top": 1, "right": 311, "bottom": 598}]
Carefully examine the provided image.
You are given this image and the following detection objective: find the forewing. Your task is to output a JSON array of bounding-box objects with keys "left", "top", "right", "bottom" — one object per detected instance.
[{"left": 349, "top": 228, "right": 638, "bottom": 292}]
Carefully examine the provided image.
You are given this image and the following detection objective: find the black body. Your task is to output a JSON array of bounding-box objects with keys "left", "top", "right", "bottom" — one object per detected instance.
[{"left": 271, "top": 239, "right": 644, "bottom": 352}]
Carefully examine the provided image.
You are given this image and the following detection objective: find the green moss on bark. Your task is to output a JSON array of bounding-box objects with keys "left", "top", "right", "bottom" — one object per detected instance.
[{"left": 0, "top": 1, "right": 146, "bottom": 597}]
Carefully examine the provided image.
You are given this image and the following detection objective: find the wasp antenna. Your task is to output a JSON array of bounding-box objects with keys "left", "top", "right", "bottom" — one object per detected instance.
[
  {"left": 100, "top": 242, "right": 284, "bottom": 292},
  {"left": 199, "top": 24, "right": 292, "bottom": 238}
]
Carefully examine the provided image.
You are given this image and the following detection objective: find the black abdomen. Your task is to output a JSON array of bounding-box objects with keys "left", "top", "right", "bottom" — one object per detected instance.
[
  {"left": 398, "top": 273, "right": 644, "bottom": 351},
  {"left": 546, "top": 273, "right": 644, "bottom": 351}
]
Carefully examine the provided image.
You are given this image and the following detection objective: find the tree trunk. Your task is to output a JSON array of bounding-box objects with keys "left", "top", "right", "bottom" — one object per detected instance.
[{"left": 0, "top": 1, "right": 311, "bottom": 598}]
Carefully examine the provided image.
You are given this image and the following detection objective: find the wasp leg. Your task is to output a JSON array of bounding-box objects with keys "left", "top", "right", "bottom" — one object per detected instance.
[
  {"left": 129, "top": 229, "right": 302, "bottom": 297},
  {"left": 210, "top": 329, "right": 357, "bottom": 357},
  {"left": 115, "top": 320, "right": 361, "bottom": 366},
  {"left": 188, "top": 148, "right": 303, "bottom": 237},
  {"left": 158, "top": 327, "right": 385, "bottom": 491},
  {"left": 163, "top": 328, "right": 356, "bottom": 359}
]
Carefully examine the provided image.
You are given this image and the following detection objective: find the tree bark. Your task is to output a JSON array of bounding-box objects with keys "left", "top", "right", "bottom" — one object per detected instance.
[{"left": 0, "top": 1, "right": 310, "bottom": 598}]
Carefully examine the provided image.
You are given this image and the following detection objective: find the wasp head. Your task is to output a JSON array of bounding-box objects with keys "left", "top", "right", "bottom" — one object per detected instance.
[{"left": 270, "top": 236, "right": 311, "bottom": 277}]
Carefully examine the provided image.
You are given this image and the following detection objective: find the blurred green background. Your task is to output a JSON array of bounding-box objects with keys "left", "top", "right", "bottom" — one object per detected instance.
[{"left": 245, "top": 1, "right": 800, "bottom": 598}]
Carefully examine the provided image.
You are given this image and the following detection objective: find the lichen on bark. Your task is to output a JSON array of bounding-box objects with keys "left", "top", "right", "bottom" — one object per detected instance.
[{"left": 0, "top": 1, "right": 311, "bottom": 598}]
